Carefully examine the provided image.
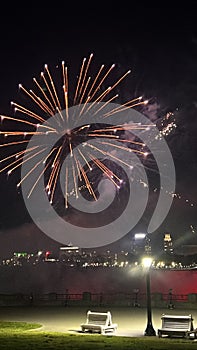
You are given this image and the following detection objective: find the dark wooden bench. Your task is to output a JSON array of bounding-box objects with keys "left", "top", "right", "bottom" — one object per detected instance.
[
  {"left": 158, "top": 314, "right": 196, "bottom": 338},
  {"left": 81, "top": 310, "right": 118, "bottom": 334}
]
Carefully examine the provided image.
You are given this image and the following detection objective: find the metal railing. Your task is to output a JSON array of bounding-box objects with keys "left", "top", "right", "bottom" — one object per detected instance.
[{"left": 0, "top": 291, "right": 194, "bottom": 308}]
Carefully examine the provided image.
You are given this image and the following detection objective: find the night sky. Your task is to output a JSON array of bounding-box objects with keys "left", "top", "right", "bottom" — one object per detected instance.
[{"left": 0, "top": 2, "right": 197, "bottom": 258}]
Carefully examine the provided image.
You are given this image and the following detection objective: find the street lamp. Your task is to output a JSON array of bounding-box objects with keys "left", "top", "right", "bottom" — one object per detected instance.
[{"left": 142, "top": 256, "right": 156, "bottom": 336}]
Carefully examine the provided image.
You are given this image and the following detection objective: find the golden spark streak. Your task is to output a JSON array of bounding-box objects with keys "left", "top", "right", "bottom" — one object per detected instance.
[
  {"left": 50, "top": 161, "right": 62, "bottom": 203},
  {"left": 85, "top": 64, "right": 105, "bottom": 100},
  {"left": 86, "top": 143, "right": 131, "bottom": 168},
  {"left": 46, "top": 145, "right": 65, "bottom": 195},
  {"left": 52, "top": 145, "right": 63, "bottom": 168},
  {"left": 65, "top": 166, "right": 68, "bottom": 208},
  {"left": 47, "top": 161, "right": 58, "bottom": 194},
  {"left": 62, "top": 62, "right": 69, "bottom": 122},
  {"left": 0, "top": 115, "right": 37, "bottom": 129},
  {"left": 56, "top": 106, "right": 65, "bottom": 122},
  {"left": 0, "top": 140, "right": 29, "bottom": 148},
  {"left": 116, "top": 139, "right": 145, "bottom": 146},
  {"left": 79, "top": 76, "right": 91, "bottom": 105},
  {"left": 72, "top": 162, "right": 78, "bottom": 199},
  {"left": 77, "top": 148, "right": 92, "bottom": 171},
  {"left": 109, "top": 70, "right": 131, "bottom": 91},
  {"left": 0, "top": 131, "right": 44, "bottom": 136},
  {"left": 19, "top": 84, "right": 54, "bottom": 116},
  {"left": 33, "top": 77, "right": 55, "bottom": 114},
  {"left": 91, "top": 94, "right": 119, "bottom": 116},
  {"left": 81, "top": 70, "right": 132, "bottom": 117},
  {"left": 30, "top": 89, "right": 54, "bottom": 116},
  {"left": 103, "top": 99, "right": 148, "bottom": 118},
  {"left": 93, "top": 157, "right": 121, "bottom": 183},
  {"left": 88, "top": 154, "right": 120, "bottom": 187},
  {"left": 1, "top": 147, "right": 47, "bottom": 174},
  {"left": 78, "top": 159, "right": 97, "bottom": 200},
  {"left": 17, "top": 158, "right": 43, "bottom": 189},
  {"left": 0, "top": 146, "right": 39, "bottom": 165},
  {"left": 97, "top": 140, "right": 147, "bottom": 155},
  {"left": 0, "top": 114, "right": 56, "bottom": 133},
  {"left": 64, "top": 90, "right": 69, "bottom": 122},
  {"left": 62, "top": 61, "right": 66, "bottom": 92},
  {"left": 11, "top": 102, "right": 46, "bottom": 123},
  {"left": 27, "top": 159, "right": 53, "bottom": 198},
  {"left": 87, "top": 133, "right": 118, "bottom": 139},
  {"left": 78, "top": 86, "right": 112, "bottom": 117},
  {"left": 73, "top": 57, "right": 86, "bottom": 105},
  {"left": 69, "top": 140, "right": 73, "bottom": 157},
  {"left": 77, "top": 53, "right": 93, "bottom": 102},
  {"left": 89, "top": 86, "right": 112, "bottom": 104},
  {"left": 74, "top": 154, "right": 82, "bottom": 181},
  {"left": 77, "top": 96, "right": 91, "bottom": 118},
  {"left": 88, "top": 64, "right": 115, "bottom": 102},
  {"left": 41, "top": 71, "right": 57, "bottom": 112},
  {"left": 95, "top": 123, "right": 153, "bottom": 131},
  {"left": 44, "top": 65, "right": 62, "bottom": 110}
]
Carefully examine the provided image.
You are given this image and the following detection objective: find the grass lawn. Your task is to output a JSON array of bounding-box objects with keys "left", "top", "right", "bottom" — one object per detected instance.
[{"left": 0, "top": 321, "right": 196, "bottom": 350}]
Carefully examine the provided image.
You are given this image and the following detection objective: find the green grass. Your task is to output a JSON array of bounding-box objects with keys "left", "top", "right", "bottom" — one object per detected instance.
[
  {"left": 0, "top": 321, "right": 196, "bottom": 350},
  {"left": 0, "top": 321, "right": 42, "bottom": 332}
]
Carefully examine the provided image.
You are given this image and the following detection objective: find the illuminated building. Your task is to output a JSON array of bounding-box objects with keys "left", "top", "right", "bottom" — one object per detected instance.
[
  {"left": 164, "top": 233, "right": 174, "bottom": 254},
  {"left": 131, "top": 233, "right": 152, "bottom": 257},
  {"left": 59, "top": 245, "right": 82, "bottom": 265}
]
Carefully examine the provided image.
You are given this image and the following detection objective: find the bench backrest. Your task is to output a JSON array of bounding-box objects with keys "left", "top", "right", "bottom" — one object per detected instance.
[
  {"left": 161, "top": 314, "right": 193, "bottom": 330},
  {"left": 86, "top": 311, "right": 112, "bottom": 326}
]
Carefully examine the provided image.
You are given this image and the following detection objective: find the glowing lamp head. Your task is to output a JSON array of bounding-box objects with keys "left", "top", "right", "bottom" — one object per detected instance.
[
  {"left": 134, "top": 233, "right": 146, "bottom": 240},
  {"left": 142, "top": 256, "right": 153, "bottom": 268}
]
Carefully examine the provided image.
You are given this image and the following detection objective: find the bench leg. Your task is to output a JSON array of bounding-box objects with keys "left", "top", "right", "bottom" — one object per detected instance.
[
  {"left": 100, "top": 327, "right": 105, "bottom": 335},
  {"left": 186, "top": 330, "right": 197, "bottom": 339}
]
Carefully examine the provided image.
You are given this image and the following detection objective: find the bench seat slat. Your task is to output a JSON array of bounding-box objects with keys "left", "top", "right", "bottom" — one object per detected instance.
[{"left": 162, "top": 328, "right": 189, "bottom": 330}]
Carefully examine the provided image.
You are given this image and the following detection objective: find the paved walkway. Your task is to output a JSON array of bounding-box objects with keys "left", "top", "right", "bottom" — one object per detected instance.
[{"left": 0, "top": 306, "right": 197, "bottom": 337}]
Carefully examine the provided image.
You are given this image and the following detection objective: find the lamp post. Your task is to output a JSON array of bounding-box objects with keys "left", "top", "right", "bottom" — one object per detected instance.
[{"left": 142, "top": 256, "right": 156, "bottom": 336}]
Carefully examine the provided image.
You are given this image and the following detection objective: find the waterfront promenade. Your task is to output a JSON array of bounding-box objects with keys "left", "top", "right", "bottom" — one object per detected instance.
[{"left": 0, "top": 306, "right": 197, "bottom": 337}]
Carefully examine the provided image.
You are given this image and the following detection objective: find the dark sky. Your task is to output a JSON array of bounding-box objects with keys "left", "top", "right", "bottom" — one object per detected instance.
[{"left": 0, "top": 2, "right": 197, "bottom": 257}]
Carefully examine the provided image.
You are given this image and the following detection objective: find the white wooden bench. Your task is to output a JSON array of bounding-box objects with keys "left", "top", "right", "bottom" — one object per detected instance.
[
  {"left": 81, "top": 310, "right": 118, "bottom": 335},
  {"left": 158, "top": 314, "right": 196, "bottom": 338}
]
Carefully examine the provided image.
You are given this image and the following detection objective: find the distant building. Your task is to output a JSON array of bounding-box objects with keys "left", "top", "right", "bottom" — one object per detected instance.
[
  {"left": 131, "top": 233, "right": 152, "bottom": 257},
  {"left": 164, "top": 233, "right": 174, "bottom": 254},
  {"left": 59, "top": 245, "right": 82, "bottom": 265}
]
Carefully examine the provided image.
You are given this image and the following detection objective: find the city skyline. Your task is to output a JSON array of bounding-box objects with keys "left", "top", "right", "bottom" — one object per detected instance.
[{"left": 1, "top": 231, "right": 197, "bottom": 265}]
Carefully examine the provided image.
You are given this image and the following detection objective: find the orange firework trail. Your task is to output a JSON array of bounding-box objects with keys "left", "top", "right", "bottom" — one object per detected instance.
[{"left": 0, "top": 53, "right": 151, "bottom": 207}]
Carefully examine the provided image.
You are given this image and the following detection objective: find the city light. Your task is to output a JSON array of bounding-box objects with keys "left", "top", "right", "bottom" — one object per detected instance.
[{"left": 142, "top": 257, "right": 152, "bottom": 268}]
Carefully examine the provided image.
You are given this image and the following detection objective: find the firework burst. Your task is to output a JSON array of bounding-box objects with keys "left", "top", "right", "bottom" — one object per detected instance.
[{"left": 0, "top": 53, "right": 152, "bottom": 209}]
